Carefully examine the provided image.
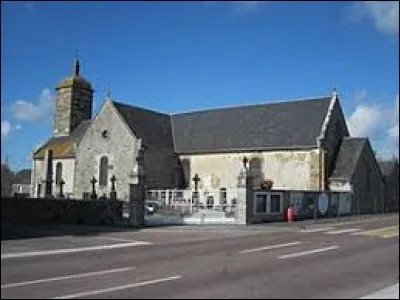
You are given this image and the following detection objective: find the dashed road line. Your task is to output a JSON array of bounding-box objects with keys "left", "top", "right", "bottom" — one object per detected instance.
[
  {"left": 239, "top": 241, "right": 303, "bottom": 254},
  {"left": 1, "top": 267, "right": 136, "bottom": 289},
  {"left": 278, "top": 246, "right": 340, "bottom": 259}
]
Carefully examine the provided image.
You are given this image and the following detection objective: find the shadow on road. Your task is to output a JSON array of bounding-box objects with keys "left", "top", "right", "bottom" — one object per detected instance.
[{"left": 1, "top": 221, "right": 137, "bottom": 241}]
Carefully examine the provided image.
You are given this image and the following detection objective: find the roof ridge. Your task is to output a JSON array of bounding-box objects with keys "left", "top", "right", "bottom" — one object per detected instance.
[
  {"left": 171, "top": 95, "right": 331, "bottom": 116},
  {"left": 112, "top": 100, "right": 169, "bottom": 117}
]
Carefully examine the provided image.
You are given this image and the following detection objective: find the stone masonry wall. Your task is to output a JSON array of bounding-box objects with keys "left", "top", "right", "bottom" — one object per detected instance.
[
  {"left": 351, "top": 140, "right": 385, "bottom": 214},
  {"left": 320, "top": 97, "right": 350, "bottom": 183},
  {"left": 179, "top": 149, "right": 321, "bottom": 191},
  {"left": 74, "top": 100, "right": 140, "bottom": 202},
  {"left": 383, "top": 165, "right": 399, "bottom": 212},
  {"left": 1, "top": 197, "right": 123, "bottom": 225}
]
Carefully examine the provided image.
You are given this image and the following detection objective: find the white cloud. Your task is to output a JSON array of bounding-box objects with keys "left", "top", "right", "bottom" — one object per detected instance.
[
  {"left": 1, "top": 121, "right": 23, "bottom": 139},
  {"left": 386, "top": 94, "right": 399, "bottom": 147},
  {"left": 11, "top": 88, "right": 54, "bottom": 122},
  {"left": 1, "top": 121, "right": 12, "bottom": 138},
  {"left": 346, "top": 92, "right": 399, "bottom": 158},
  {"left": 353, "top": 89, "right": 368, "bottom": 104},
  {"left": 346, "top": 104, "right": 384, "bottom": 137},
  {"left": 349, "top": 1, "right": 399, "bottom": 35}
]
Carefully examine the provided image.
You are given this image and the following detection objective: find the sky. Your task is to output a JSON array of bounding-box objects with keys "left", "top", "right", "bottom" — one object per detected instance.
[{"left": 1, "top": 1, "right": 399, "bottom": 171}]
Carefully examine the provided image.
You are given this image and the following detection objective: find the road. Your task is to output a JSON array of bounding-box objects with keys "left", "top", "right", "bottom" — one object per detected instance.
[{"left": 1, "top": 215, "right": 399, "bottom": 299}]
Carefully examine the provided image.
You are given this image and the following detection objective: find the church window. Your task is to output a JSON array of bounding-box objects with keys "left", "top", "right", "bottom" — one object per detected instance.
[
  {"left": 270, "top": 194, "right": 282, "bottom": 213},
  {"left": 99, "top": 156, "right": 109, "bottom": 187},
  {"left": 249, "top": 157, "right": 263, "bottom": 187},
  {"left": 181, "top": 159, "right": 190, "bottom": 188},
  {"left": 255, "top": 193, "right": 267, "bottom": 213},
  {"left": 55, "top": 162, "right": 63, "bottom": 185}
]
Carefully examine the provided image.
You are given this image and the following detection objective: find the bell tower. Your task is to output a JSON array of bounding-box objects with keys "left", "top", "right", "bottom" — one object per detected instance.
[{"left": 54, "top": 59, "right": 94, "bottom": 136}]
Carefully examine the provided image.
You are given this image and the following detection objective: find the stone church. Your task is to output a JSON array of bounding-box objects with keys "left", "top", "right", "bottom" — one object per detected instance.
[{"left": 31, "top": 60, "right": 387, "bottom": 213}]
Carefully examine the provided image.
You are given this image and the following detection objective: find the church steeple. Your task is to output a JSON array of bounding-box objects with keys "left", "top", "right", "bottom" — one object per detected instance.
[{"left": 54, "top": 58, "right": 94, "bottom": 137}]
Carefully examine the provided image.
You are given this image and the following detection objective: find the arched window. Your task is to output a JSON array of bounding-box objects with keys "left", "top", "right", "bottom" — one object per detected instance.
[
  {"left": 249, "top": 157, "right": 263, "bottom": 187},
  {"left": 55, "top": 162, "right": 62, "bottom": 185},
  {"left": 99, "top": 156, "right": 108, "bottom": 187},
  {"left": 181, "top": 159, "right": 190, "bottom": 188}
]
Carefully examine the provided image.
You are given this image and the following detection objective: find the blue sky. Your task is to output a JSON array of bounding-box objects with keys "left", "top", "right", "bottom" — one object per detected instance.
[{"left": 1, "top": 1, "right": 399, "bottom": 171}]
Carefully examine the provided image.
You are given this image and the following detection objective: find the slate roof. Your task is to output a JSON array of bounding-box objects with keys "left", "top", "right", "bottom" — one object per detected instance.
[
  {"left": 33, "top": 120, "right": 91, "bottom": 159},
  {"left": 112, "top": 101, "right": 174, "bottom": 149},
  {"left": 171, "top": 97, "right": 332, "bottom": 153},
  {"left": 34, "top": 95, "right": 334, "bottom": 159},
  {"left": 329, "top": 137, "right": 367, "bottom": 181},
  {"left": 378, "top": 161, "right": 398, "bottom": 177}
]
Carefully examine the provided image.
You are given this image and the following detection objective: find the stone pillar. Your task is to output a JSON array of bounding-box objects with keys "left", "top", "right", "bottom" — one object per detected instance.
[
  {"left": 42, "top": 149, "right": 53, "bottom": 198},
  {"left": 129, "top": 146, "right": 146, "bottom": 227},
  {"left": 235, "top": 164, "right": 254, "bottom": 225}
]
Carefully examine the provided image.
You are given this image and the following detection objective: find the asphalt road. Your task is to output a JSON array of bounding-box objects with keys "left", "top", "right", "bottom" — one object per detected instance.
[{"left": 1, "top": 215, "right": 399, "bottom": 299}]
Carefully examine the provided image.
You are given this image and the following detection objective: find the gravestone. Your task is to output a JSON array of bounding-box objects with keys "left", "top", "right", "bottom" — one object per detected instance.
[
  {"left": 110, "top": 174, "right": 117, "bottom": 200},
  {"left": 90, "top": 176, "right": 97, "bottom": 200}
]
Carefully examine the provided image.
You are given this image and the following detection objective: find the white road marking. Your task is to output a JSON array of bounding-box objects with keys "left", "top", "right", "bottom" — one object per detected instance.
[
  {"left": 325, "top": 228, "right": 360, "bottom": 235},
  {"left": 1, "top": 267, "right": 136, "bottom": 289},
  {"left": 359, "top": 283, "right": 399, "bottom": 299},
  {"left": 300, "top": 227, "right": 333, "bottom": 233},
  {"left": 239, "top": 241, "right": 302, "bottom": 254},
  {"left": 278, "top": 245, "right": 339, "bottom": 259},
  {"left": 51, "top": 275, "right": 183, "bottom": 299},
  {"left": 1, "top": 241, "right": 152, "bottom": 260},
  {"left": 94, "top": 236, "right": 137, "bottom": 243}
]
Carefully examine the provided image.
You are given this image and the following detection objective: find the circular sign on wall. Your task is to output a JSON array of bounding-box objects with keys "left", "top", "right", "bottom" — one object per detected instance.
[{"left": 318, "top": 193, "right": 329, "bottom": 215}]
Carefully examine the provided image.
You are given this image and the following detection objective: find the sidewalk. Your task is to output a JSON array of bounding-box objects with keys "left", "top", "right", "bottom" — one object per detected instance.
[
  {"left": 360, "top": 283, "right": 399, "bottom": 299},
  {"left": 255, "top": 213, "right": 399, "bottom": 229}
]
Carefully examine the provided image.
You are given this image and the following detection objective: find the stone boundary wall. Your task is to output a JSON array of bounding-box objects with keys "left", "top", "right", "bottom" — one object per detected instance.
[{"left": 1, "top": 197, "right": 123, "bottom": 225}]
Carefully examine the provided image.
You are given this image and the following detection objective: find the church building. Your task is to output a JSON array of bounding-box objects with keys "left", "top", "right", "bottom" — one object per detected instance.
[{"left": 30, "top": 60, "right": 386, "bottom": 214}]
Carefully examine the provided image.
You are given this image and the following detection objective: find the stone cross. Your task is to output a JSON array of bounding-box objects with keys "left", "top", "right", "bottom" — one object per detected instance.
[
  {"left": 58, "top": 178, "right": 65, "bottom": 198},
  {"left": 110, "top": 174, "right": 117, "bottom": 200},
  {"left": 90, "top": 176, "right": 97, "bottom": 199},
  {"left": 110, "top": 175, "right": 116, "bottom": 192},
  {"left": 192, "top": 173, "right": 200, "bottom": 191}
]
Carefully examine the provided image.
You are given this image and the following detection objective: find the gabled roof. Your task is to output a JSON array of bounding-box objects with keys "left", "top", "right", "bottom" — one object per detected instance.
[
  {"left": 112, "top": 101, "right": 174, "bottom": 149},
  {"left": 33, "top": 120, "right": 91, "bottom": 159},
  {"left": 329, "top": 137, "right": 367, "bottom": 181},
  {"left": 171, "top": 96, "right": 332, "bottom": 153},
  {"left": 378, "top": 161, "right": 399, "bottom": 177}
]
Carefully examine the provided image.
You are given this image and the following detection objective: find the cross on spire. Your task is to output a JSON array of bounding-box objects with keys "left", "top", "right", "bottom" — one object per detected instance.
[
  {"left": 73, "top": 49, "right": 80, "bottom": 76},
  {"left": 105, "top": 87, "right": 111, "bottom": 99}
]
